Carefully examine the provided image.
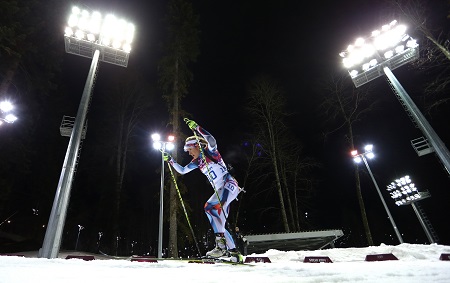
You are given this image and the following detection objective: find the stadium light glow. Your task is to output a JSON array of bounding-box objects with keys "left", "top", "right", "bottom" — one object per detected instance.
[{"left": 386, "top": 175, "right": 435, "bottom": 243}]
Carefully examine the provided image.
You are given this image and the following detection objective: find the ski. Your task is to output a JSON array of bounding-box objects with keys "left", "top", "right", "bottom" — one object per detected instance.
[
  {"left": 96, "top": 252, "right": 253, "bottom": 266},
  {"left": 200, "top": 257, "right": 251, "bottom": 266},
  {"left": 131, "top": 256, "right": 253, "bottom": 266}
]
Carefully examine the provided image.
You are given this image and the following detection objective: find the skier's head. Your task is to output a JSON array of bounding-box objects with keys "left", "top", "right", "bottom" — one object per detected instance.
[{"left": 184, "top": 136, "right": 207, "bottom": 158}]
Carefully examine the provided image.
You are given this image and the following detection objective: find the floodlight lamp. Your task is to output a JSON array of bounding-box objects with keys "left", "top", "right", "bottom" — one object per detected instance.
[
  {"left": 166, "top": 143, "right": 175, "bottom": 151},
  {"left": 366, "top": 152, "right": 375, "bottom": 159},
  {"left": 371, "top": 30, "right": 380, "bottom": 37},
  {"left": 153, "top": 141, "right": 162, "bottom": 150},
  {"left": 361, "top": 44, "right": 375, "bottom": 57},
  {"left": 395, "top": 25, "right": 407, "bottom": 36},
  {"left": 343, "top": 58, "right": 352, "bottom": 68},
  {"left": 112, "top": 40, "right": 121, "bottom": 49},
  {"left": 87, "top": 33, "right": 96, "bottom": 42},
  {"left": 350, "top": 150, "right": 358, "bottom": 156},
  {"left": 384, "top": 50, "right": 394, "bottom": 59},
  {"left": 364, "top": 144, "right": 373, "bottom": 152},
  {"left": 123, "top": 44, "right": 131, "bottom": 53},
  {"left": 5, "top": 114, "right": 17, "bottom": 123},
  {"left": 395, "top": 45, "right": 405, "bottom": 54},
  {"left": 406, "top": 39, "right": 417, "bottom": 48},
  {"left": 68, "top": 14, "right": 78, "bottom": 27},
  {"left": 151, "top": 133, "right": 161, "bottom": 142},
  {"left": 168, "top": 135, "right": 175, "bottom": 142},
  {"left": 0, "top": 101, "right": 13, "bottom": 112},
  {"left": 355, "top": 37, "right": 364, "bottom": 46},
  {"left": 349, "top": 70, "right": 358, "bottom": 77},
  {"left": 353, "top": 156, "right": 362, "bottom": 163},
  {"left": 75, "top": 30, "right": 84, "bottom": 40},
  {"left": 64, "top": 27, "right": 74, "bottom": 37},
  {"left": 72, "top": 6, "right": 80, "bottom": 15},
  {"left": 362, "top": 63, "right": 370, "bottom": 71}
]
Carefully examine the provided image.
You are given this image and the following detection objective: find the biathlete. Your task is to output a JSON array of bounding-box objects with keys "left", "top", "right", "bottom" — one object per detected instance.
[{"left": 163, "top": 118, "right": 243, "bottom": 263}]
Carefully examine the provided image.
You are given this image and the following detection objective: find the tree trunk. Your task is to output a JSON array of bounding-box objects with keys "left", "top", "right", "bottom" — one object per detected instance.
[
  {"left": 269, "top": 127, "right": 289, "bottom": 232},
  {"left": 0, "top": 58, "right": 20, "bottom": 96},
  {"left": 348, "top": 125, "right": 373, "bottom": 246},
  {"left": 168, "top": 58, "right": 180, "bottom": 258}
]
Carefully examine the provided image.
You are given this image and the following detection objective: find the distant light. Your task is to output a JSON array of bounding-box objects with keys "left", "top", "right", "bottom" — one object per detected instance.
[
  {"left": 166, "top": 143, "right": 175, "bottom": 151},
  {"left": 152, "top": 133, "right": 176, "bottom": 151},
  {"left": 353, "top": 156, "right": 362, "bottom": 163},
  {"left": 364, "top": 144, "right": 373, "bottom": 152},
  {"left": 153, "top": 141, "right": 162, "bottom": 150},
  {"left": 4, "top": 114, "right": 17, "bottom": 123},
  {"left": 351, "top": 150, "right": 358, "bottom": 156},
  {"left": 151, "top": 133, "right": 161, "bottom": 142},
  {"left": 366, "top": 152, "right": 375, "bottom": 159},
  {"left": 387, "top": 175, "right": 428, "bottom": 205},
  {"left": 0, "top": 101, "right": 13, "bottom": 112}
]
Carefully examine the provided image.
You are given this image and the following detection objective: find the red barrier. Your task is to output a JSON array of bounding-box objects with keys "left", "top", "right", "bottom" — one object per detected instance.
[
  {"left": 65, "top": 255, "right": 95, "bottom": 261},
  {"left": 365, "top": 253, "right": 398, "bottom": 261},
  {"left": 245, "top": 256, "right": 271, "bottom": 263},
  {"left": 130, "top": 256, "right": 157, "bottom": 263},
  {"left": 439, "top": 253, "right": 450, "bottom": 261},
  {"left": 303, "top": 256, "right": 333, "bottom": 263}
]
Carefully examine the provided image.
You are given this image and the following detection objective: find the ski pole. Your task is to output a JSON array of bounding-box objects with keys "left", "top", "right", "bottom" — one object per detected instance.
[{"left": 165, "top": 156, "right": 202, "bottom": 257}]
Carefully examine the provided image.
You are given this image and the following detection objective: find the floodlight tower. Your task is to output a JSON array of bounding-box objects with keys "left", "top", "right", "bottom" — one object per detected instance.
[
  {"left": 387, "top": 175, "right": 437, "bottom": 243},
  {"left": 351, "top": 145, "right": 404, "bottom": 244},
  {"left": 151, "top": 133, "right": 175, "bottom": 259},
  {"left": 39, "top": 6, "right": 135, "bottom": 259},
  {"left": 340, "top": 20, "right": 450, "bottom": 176}
]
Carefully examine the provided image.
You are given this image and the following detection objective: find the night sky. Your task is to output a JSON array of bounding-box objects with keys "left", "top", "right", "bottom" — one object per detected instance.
[{"left": 1, "top": 0, "right": 449, "bottom": 254}]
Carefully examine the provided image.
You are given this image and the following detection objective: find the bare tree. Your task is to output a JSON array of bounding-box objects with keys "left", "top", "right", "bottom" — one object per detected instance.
[
  {"left": 318, "top": 72, "right": 377, "bottom": 246},
  {"left": 94, "top": 72, "right": 151, "bottom": 254},
  {"left": 245, "top": 75, "right": 320, "bottom": 233}
]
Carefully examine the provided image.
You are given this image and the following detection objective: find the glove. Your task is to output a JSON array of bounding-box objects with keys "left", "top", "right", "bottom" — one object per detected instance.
[
  {"left": 163, "top": 152, "right": 172, "bottom": 162},
  {"left": 185, "top": 119, "right": 198, "bottom": 130}
]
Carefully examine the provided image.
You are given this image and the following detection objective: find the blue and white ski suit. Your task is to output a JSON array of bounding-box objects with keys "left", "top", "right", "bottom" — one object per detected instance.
[{"left": 168, "top": 125, "right": 241, "bottom": 250}]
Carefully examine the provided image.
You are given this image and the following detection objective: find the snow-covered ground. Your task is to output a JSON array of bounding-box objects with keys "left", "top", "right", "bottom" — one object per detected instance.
[{"left": 1, "top": 243, "right": 450, "bottom": 283}]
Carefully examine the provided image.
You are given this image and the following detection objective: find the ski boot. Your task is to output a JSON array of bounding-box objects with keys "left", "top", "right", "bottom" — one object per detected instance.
[
  {"left": 228, "top": 248, "right": 244, "bottom": 263},
  {"left": 206, "top": 234, "right": 227, "bottom": 258}
]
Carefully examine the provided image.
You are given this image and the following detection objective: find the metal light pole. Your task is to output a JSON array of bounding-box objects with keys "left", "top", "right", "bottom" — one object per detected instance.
[
  {"left": 151, "top": 133, "right": 175, "bottom": 258},
  {"left": 352, "top": 145, "right": 404, "bottom": 244},
  {"left": 340, "top": 20, "right": 450, "bottom": 176},
  {"left": 39, "top": 6, "right": 135, "bottom": 259},
  {"left": 387, "top": 176, "right": 436, "bottom": 243}
]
